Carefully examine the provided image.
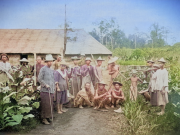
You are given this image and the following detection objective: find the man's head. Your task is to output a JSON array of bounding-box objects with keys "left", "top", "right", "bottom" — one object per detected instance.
[
  {"left": 21, "top": 62, "right": 28, "bottom": 66},
  {"left": 132, "top": 73, "right": 136, "bottom": 77},
  {"left": 110, "top": 62, "right": 115, "bottom": 66},
  {"left": 46, "top": 61, "right": 53, "bottom": 67},
  {"left": 60, "top": 64, "right": 66, "bottom": 70},
  {"left": 98, "top": 84, "right": 105, "bottom": 90},
  {"left": 85, "top": 57, "right": 91, "bottom": 65},
  {"left": 57, "top": 55, "right": 62, "bottom": 62},
  {"left": 147, "top": 62, "right": 154, "bottom": 67},
  {"left": 0, "top": 53, "right": 9, "bottom": 62},
  {"left": 159, "top": 62, "right": 165, "bottom": 69},
  {"left": 73, "top": 59, "right": 78, "bottom": 65},
  {"left": 36, "top": 56, "right": 42, "bottom": 64},
  {"left": 153, "top": 64, "right": 160, "bottom": 71},
  {"left": 113, "top": 81, "right": 123, "bottom": 90},
  {"left": 85, "top": 82, "right": 91, "bottom": 90},
  {"left": 97, "top": 60, "right": 103, "bottom": 66}
]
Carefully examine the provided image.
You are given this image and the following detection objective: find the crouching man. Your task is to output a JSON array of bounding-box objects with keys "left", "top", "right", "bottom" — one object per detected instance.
[
  {"left": 74, "top": 82, "right": 94, "bottom": 108},
  {"left": 111, "top": 81, "right": 125, "bottom": 113},
  {"left": 94, "top": 81, "right": 111, "bottom": 110}
]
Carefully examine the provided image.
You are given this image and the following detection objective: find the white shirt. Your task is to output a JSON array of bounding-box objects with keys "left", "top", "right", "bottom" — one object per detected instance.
[
  {"left": 153, "top": 68, "right": 168, "bottom": 92},
  {"left": 0, "top": 62, "right": 11, "bottom": 72}
]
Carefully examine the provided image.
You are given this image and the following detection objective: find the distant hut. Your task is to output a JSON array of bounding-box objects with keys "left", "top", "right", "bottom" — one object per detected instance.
[{"left": 0, "top": 29, "right": 112, "bottom": 65}]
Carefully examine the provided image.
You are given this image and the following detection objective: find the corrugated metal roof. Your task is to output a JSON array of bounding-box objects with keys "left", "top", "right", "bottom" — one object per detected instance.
[{"left": 0, "top": 29, "right": 112, "bottom": 55}]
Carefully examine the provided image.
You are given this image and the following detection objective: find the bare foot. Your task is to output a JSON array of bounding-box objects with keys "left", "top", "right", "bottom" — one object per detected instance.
[
  {"left": 79, "top": 105, "right": 84, "bottom": 109},
  {"left": 94, "top": 106, "right": 98, "bottom": 110},
  {"left": 111, "top": 105, "right": 114, "bottom": 108},
  {"left": 105, "top": 105, "right": 109, "bottom": 109},
  {"left": 58, "top": 111, "right": 63, "bottom": 114}
]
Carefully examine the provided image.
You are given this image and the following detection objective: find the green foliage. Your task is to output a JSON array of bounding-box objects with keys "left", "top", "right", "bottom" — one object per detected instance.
[{"left": 0, "top": 66, "right": 40, "bottom": 131}]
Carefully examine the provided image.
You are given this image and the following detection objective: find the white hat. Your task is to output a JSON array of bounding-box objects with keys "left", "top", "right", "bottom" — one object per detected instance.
[
  {"left": 153, "top": 64, "right": 160, "bottom": 68},
  {"left": 45, "top": 54, "right": 54, "bottom": 62},
  {"left": 158, "top": 57, "right": 166, "bottom": 63},
  {"left": 147, "top": 59, "right": 154, "bottom": 63},
  {"left": 108, "top": 56, "right": 118, "bottom": 64},
  {"left": 71, "top": 56, "right": 80, "bottom": 60},
  {"left": 81, "top": 52, "right": 85, "bottom": 56},
  {"left": 97, "top": 80, "right": 107, "bottom": 85},
  {"left": 131, "top": 69, "right": 137, "bottom": 74},
  {"left": 85, "top": 57, "right": 91, "bottom": 61},
  {"left": 19, "top": 58, "right": 29, "bottom": 63},
  {"left": 96, "top": 56, "right": 105, "bottom": 61}
]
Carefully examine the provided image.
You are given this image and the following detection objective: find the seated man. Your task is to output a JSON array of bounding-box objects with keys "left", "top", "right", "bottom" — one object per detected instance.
[
  {"left": 111, "top": 81, "right": 125, "bottom": 113},
  {"left": 94, "top": 81, "right": 111, "bottom": 110},
  {"left": 74, "top": 82, "right": 94, "bottom": 109}
]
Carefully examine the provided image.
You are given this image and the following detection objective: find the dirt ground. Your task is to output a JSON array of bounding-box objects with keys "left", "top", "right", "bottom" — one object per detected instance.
[{"left": 24, "top": 107, "right": 128, "bottom": 135}]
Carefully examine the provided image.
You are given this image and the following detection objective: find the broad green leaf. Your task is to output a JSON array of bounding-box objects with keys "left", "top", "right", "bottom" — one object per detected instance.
[
  {"left": 6, "top": 122, "right": 19, "bottom": 127},
  {"left": 12, "top": 115, "right": 23, "bottom": 123},
  {"left": 23, "top": 114, "right": 34, "bottom": 119},
  {"left": 32, "top": 102, "right": 40, "bottom": 109},
  {"left": 18, "top": 96, "right": 31, "bottom": 105},
  {"left": 18, "top": 107, "right": 32, "bottom": 113}
]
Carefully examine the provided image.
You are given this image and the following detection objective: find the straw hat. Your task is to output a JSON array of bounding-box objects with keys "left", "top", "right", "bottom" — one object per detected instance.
[
  {"left": 85, "top": 57, "right": 91, "bottom": 61},
  {"left": 158, "top": 57, "right": 166, "bottom": 63},
  {"left": 19, "top": 58, "right": 29, "bottom": 63},
  {"left": 96, "top": 56, "right": 105, "bottom": 61},
  {"left": 44, "top": 54, "right": 54, "bottom": 62},
  {"left": 71, "top": 56, "right": 80, "bottom": 60},
  {"left": 81, "top": 52, "right": 85, "bottom": 56},
  {"left": 57, "top": 55, "right": 62, "bottom": 58},
  {"left": 153, "top": 64, "right": 160, "bottom": 69},
  {"left": 131, "top": 69, "right": 137, "bottom": 74},
  {"left": 0, "top": 53, "right": 9, "bottom": 60},
  {"left": 113, "top": 81, "right": 123, "bottom": 86},
  {"left": 97, "top": 80, "right": 107, "bottom": 86},
  {"left": 147, "top": 59, "right": 154, "bottom": 63},
  {"left": 108, "top": 56, "right": 119, "bottom": 64}
]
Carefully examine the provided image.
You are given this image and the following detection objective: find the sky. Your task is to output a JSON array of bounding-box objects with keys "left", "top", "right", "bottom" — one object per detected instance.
[{"left": 0, "top": 0, "right": 180, "bottom": 45}]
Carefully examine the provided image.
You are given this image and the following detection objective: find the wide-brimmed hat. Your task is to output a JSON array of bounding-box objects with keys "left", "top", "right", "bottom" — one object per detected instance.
[
  {"left": 131, "top": 69, "right": 137, "bottom": 74},
  {"left": 113, "top": 81, "right": 123, "bottom": 86},
  {"left": 0, "top": 53, "right": 9, "bottom": 60},
  {"left": 81, "top": 52, "right": 85, "bottom": 56},
  {"left": 44, "top": 54, "right": 55, "bottom": 62},
  {"left": 108, "top": 56, "right": 118, "bottom": 64},
  {"left": 96, "top": 56, "right": 105, "bottom": 61},
  {"left": 19, "top": 58, "right": 29, "bottom": 63},
  {"left": 147, "top": 59, "right": 154, "bottom": 63},
  {"left": 60, "top": 62, "right": 69, "bottom": 67},
  {"left": 158, "top": 57, "right": 166, "bottom": 63},
  {"left": 71, "top": 56, "right": 80, "bottom": 60},
  {"left": 97, "top": 80, "right": 107, "bottom": 86},
  {"left": 85, "top": 57, "right": 91, "bottom": 61},
  {"left": 153, "top": 64, "right": 160, "bottom": 69},
  {"left": 57, "top": 55, "right": 62, "bottom": 58}
]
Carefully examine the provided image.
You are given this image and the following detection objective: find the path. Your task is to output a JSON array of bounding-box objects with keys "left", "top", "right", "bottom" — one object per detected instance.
[{"left": 26, "top": 108, "right": 128, "bottom": 135}]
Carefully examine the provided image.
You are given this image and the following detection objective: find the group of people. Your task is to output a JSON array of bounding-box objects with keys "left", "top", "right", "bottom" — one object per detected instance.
[
  {"left": 0, "top": 53, "right": 169, "bottom": 125},
  {"left": 36, "top": 54, "right": 125, "bottom": 124}
]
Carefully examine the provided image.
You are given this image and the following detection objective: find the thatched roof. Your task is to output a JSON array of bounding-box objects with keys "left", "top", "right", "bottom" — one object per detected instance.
[{"left": 0, "top": 29, "right": 112, "bottom": 55}]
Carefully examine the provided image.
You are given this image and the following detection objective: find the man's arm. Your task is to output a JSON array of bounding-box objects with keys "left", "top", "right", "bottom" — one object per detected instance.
[{"left": 38, "top": 68, "right": 48, "bottom": 88}]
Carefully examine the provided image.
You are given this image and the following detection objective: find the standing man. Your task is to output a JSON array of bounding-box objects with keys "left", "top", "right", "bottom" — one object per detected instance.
[
  {"left": 0, "top": 53, "right": 12, "bottom": 85},
  {"left": 33, "top": 56, "right": 44, "bottom": 85},
  {"left": 20, "top": 58, "right": 33, "bottom": 78},
  {"left": 70, "top": 56, "right": 81, "bottom": 97},
  {"left": 81, "top": 57, "right": 95, "bottom": 95},
  {"left": 94, "top": 57, "right": 104, "bottom": 84},
  {"left": 38, "top": 54, "right": 55, "bottom": 125},
  {"left": 108, "top": 56, "right": 119, "bottom": 84},
  {"left": 51, "top": 55, "right": 62, "bottom": 70},
  {"left": 152, "top": 58, "right": 169, "bottom": 115}
]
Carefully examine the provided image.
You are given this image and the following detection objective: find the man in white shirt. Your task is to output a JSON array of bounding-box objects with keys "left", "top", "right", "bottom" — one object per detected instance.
[
  {"left": 151, "top": 58, "right": 169, "bottom": 115},
  {"left": 0, "top": 53, "right": 12, "bottom": 85}
]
